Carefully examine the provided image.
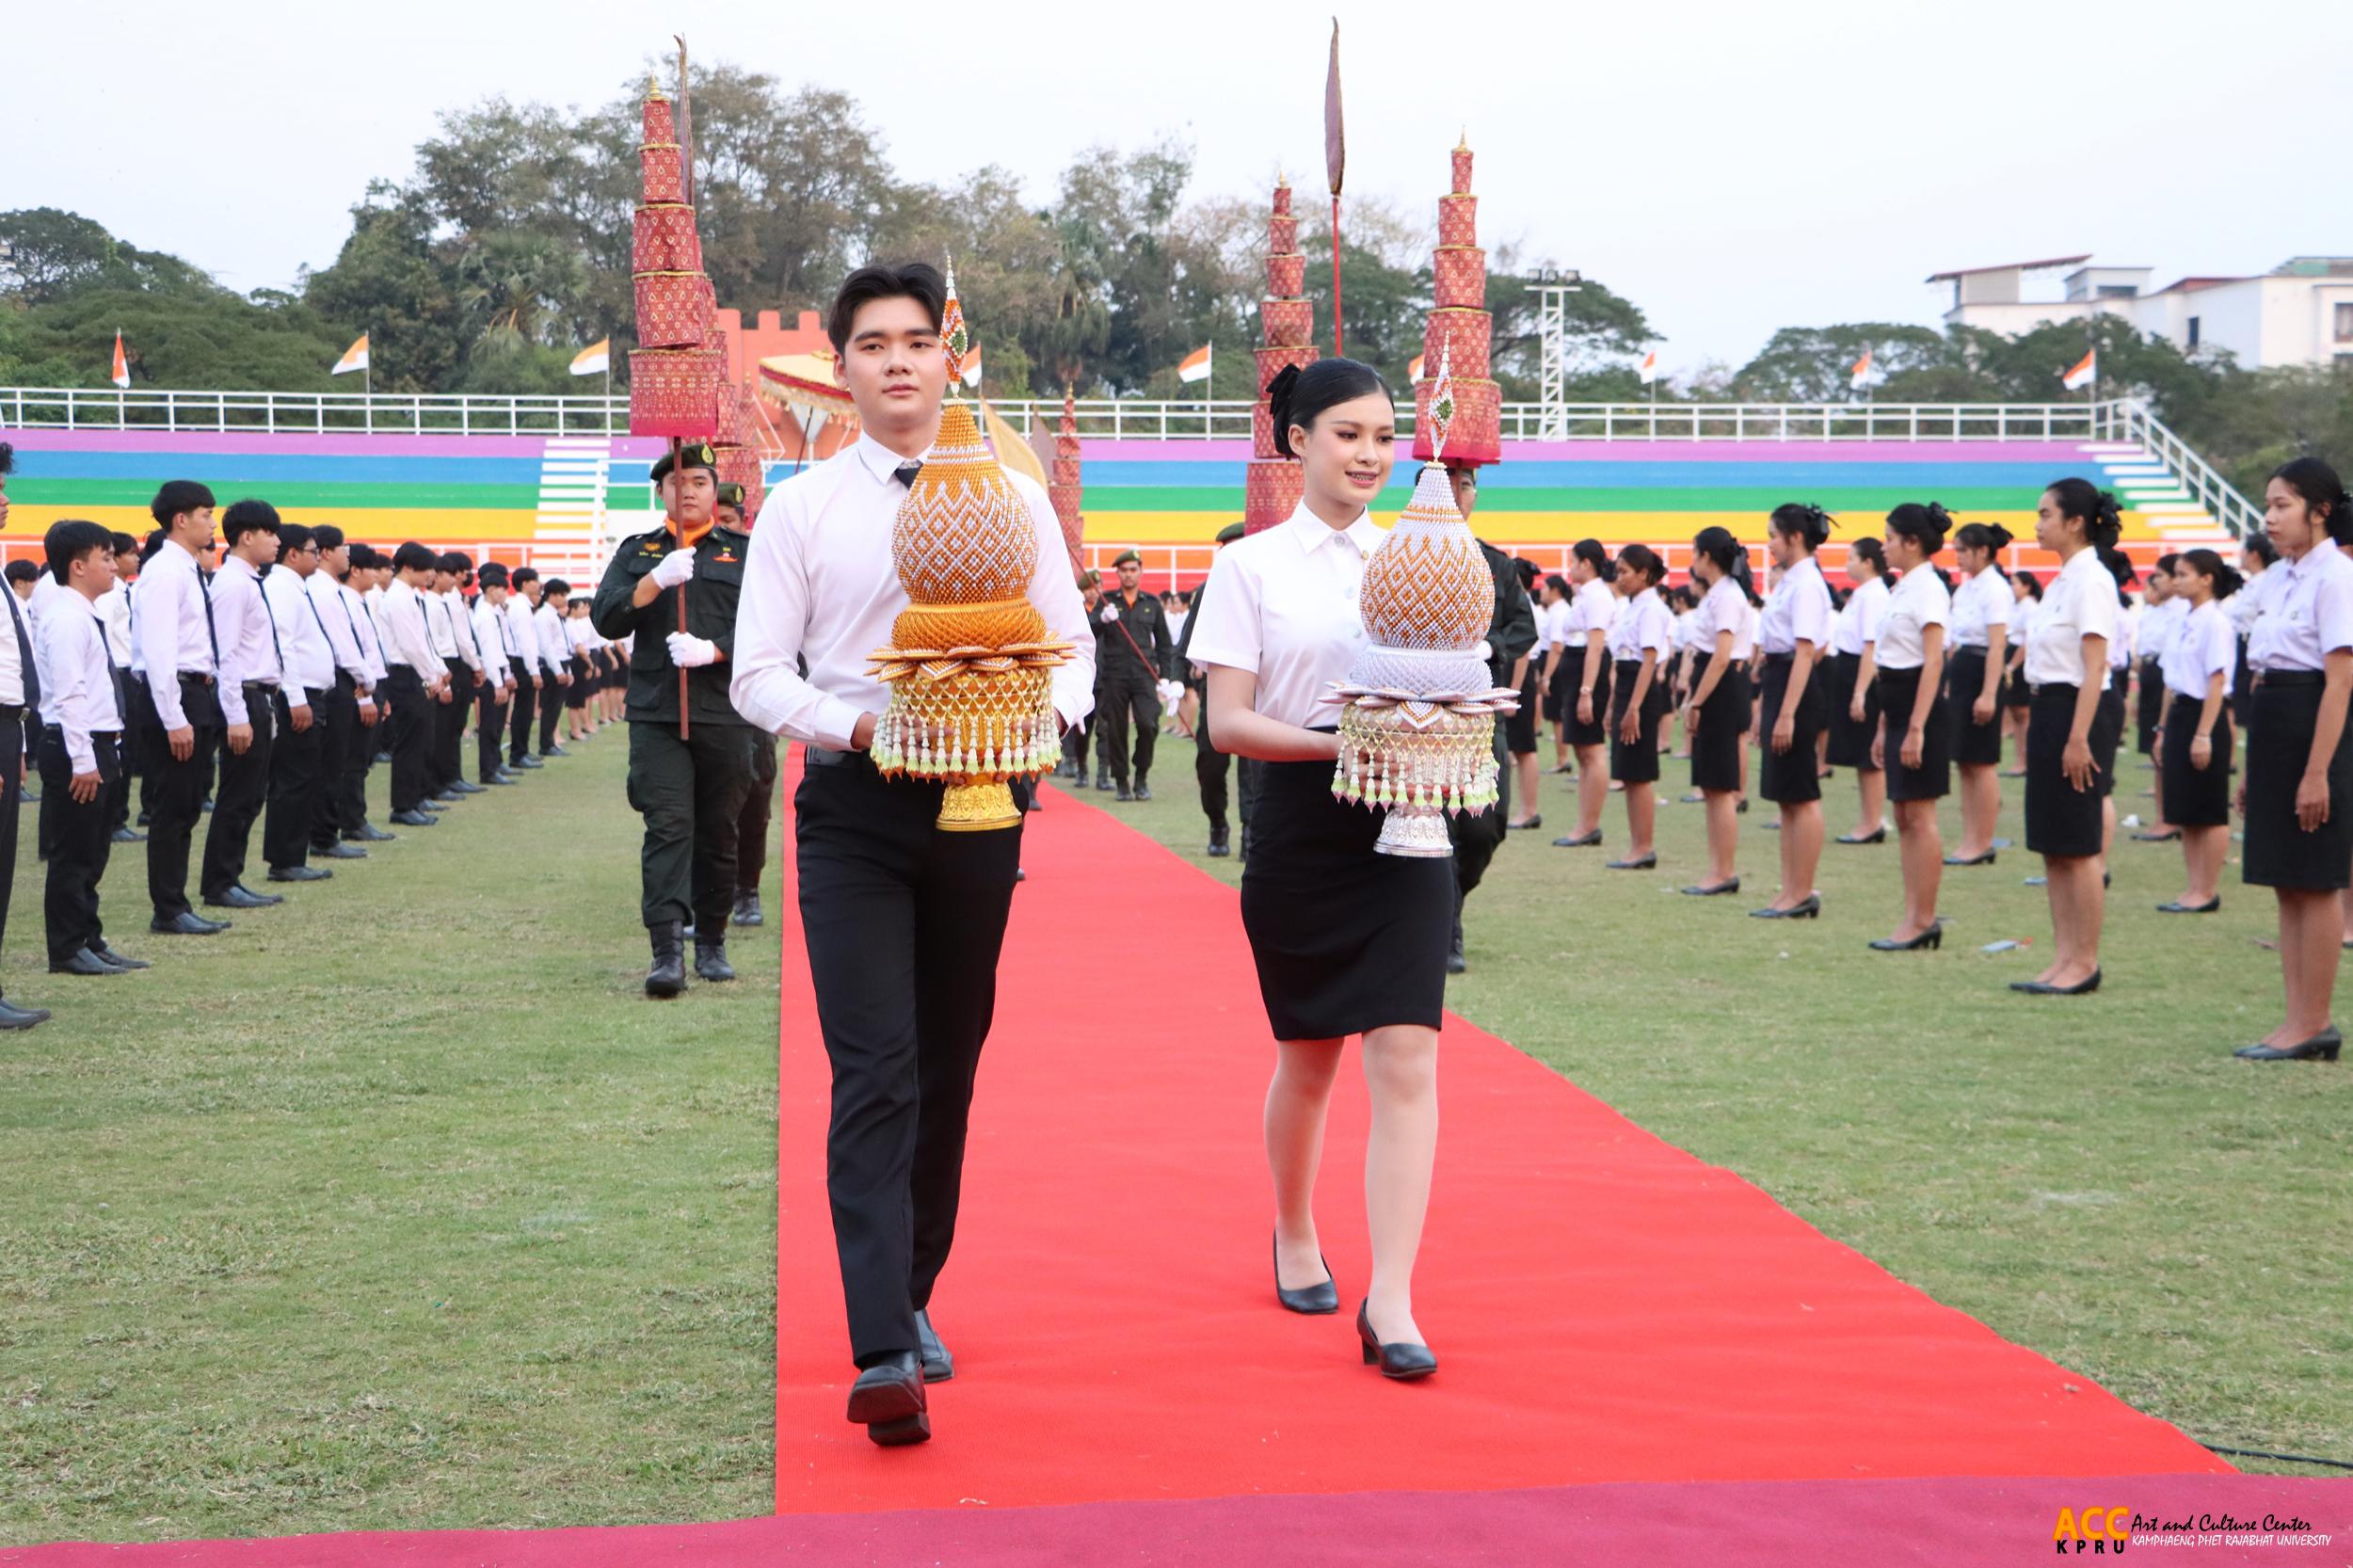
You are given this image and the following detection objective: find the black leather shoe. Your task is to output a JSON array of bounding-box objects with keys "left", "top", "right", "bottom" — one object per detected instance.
[
  {"left": 914, "top": 1310, "right": 954, "bottom": 1383},
  {"left": 647, "top": 921, "right": 687, "bottom": 999},
  {"left": 419, "top": 800, "right": 448, "bottom": 812},
  {"left": 110, "top": 826, "right": 146, "bottom": 843},
  {"left": 1552, "top": 830, "right": 1603, "bottom": 848},
  {"left": 1275, "top": 1234, "right": 1339, "bottom": 1315},
  {"left": 1679, "top": 877, "right": 1740, "bottom": 896},
  {"left": 267, "top": 865, "right": 332, "bottom": 883},
  {"left": 542, "top": 744, "right": 568, "bottom": 758},
  {"left": 1508, "top": 813, "right": 1543, "bottom": 832},
  {"left": 2010, "top": 968, "right": 2102, "bottom": 996},
  {"left": 483, "top": 774, "right": 516, "bottom": 786},
  {"left": 847, "top": 1352, "right": 929, "bottom": 1445},
  {"left": 432, "top": 791, "right": 464, "bottom": 804},
  {"left": 2131, "top": 827, "right": 2182, "bottom": 842},
  {"left": 204, "top": 885, "right": 282, "bottom": 908},
  {"left": 1207, "top": 825, "right": 1230, "bottom": 857},
  {"left": 1116, "top": 784, "right": 1133, "bottom": 802},
  {"left": 2157, "top": 897, "right": 2220, "bottom": 914},
  {"left": 1134, "top": 780, "right": 1153, "bottom": 801},
  {"left": 52, "top": 947, "right": 126, "bottom": 975},
  {"left": 1869, "top": 923, "right": 1944, "bottom": 952},
  {"left": 151, "top": 912, "right": 230, "bottom": 936},
  {"left": 731, "top": 894, "right": 764, "bottom": 928},
  {"left": 514, "top": 756, "right": 545, "bottom": 770},
  {"left": 346, "top": 823, "right": 397, "bottom": 842},
  {"left": 2233, "top": 1028, "right": 2341, "bottom": 1063},
  {"left": 450, "top": 779, "right": 488, "bottom": 794},
  {"left": 1835, "top": 826, "right": 1887, "bottom": 845},
  {"left": 1094, "top": 771, "right": 1112, "bottom": 791},
  {"left": 1944, "top": 849, "right": 1997, "bottom": 866},
  {"left": 390, "top": 809, "right": 439, "bottom": 827},
  {"left": 92, "top": 941, "right": 149, "bottom": 969},
  {"left": 318, "top": 842, "right": 368, "bottom": 860},
  {"left": 1752, "top": 894, "right": 1821, "bottom": 920},
  {"left": 1356, "top": 1300, "right": 1436, "bottom": 1381},
  {"left": 0, "top": 996, "right": 50, "bottom": 1029},
  {"left": 694, "top": 939, "right": 736, "bottom": 983},
  {"left": 1606, "top": 855, "right": 1657, "bottom": 871}
]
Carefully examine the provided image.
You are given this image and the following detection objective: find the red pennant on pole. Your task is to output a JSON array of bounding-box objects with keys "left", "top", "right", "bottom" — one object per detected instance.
[{"left": 1323, "top": 17, "right": 1346, "bottom": 358}]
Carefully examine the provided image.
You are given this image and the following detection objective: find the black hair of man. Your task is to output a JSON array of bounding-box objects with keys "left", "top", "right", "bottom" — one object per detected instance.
[
  {"left": 220, "top": 498, "right": 283, "bottom": 548},
  {"left": 312, "top": 523, "right": 346, "bottom": 552},
  {"left": 825, "top": 262, "right": 948, "bottom": 357},
  {"left": 509, "top": 565, "right": 539, "bottom": 589},
  {"left": 541, "top": 578, "right": 570, "bottom": 600},
  {"left": 276, "top": 523, "right": 315, "bottom": 560},
  {"left": 392, "top": 541, "right": 440, "bottom": 575},
  {"left": 149, "top": 480, "right": 216, "bottom": 528},
  {"left": 476, "top": 562, "right": 510, "bottom": 590},
  {"left": 5, "top": 558, "right": 43, "bottom": 587},
  {"left": 109, "top": 531, "right": 138, "bottom": 557},
  {"left": 0, "top": 441, "right": 13, "bottom": 477},
  {"left": 46, "top": 519, "right": 113, "bottom": 586}
]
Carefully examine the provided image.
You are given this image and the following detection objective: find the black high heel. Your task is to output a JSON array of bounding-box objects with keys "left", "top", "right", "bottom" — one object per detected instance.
[
  {"left": 1273, "top": 1233, "right": 1338, "bottom": 1315},
  {"left": 1943, "top": 849, "right": 1996, "bottom": 867},
  {"left": 1679, "top": 876, "right": 1740, "bottom": 896},
  {"left": 1356, "top": 1300, "right": 1436, "bottom": 1381},
  {"left": 1750, "top": 894, "right": 1820, "bottom": 920},
  {"left": 2233, "top": 1028, "right": 2341, "bottom": 1063},
  {"left": 2009, "top": 968, "right": 2101, "bottom": 996},
  {"left": 1835, "top": 826, "right": 1886, "bottom": 845},
  {"left": 1869, "top": 923, "right": 1943, "bottom": 952}
]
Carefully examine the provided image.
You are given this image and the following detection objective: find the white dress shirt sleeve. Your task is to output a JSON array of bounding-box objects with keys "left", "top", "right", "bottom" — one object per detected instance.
[
  {"left": 215, "top": 574, "right": 255, "bottom": 728},
  {"left": 1013, "top": 472, "right": 1096, "bottom": 730},
  {"left": 137, "top": 552, "right": 190, "bottom": 730},
  {"left": 264, "top": 575, "right": 310, "bottom": 711},
  {"left": 41, "top": 609, "right": 104, "bottom": 775},
  {"left": 729, "top": 485, "right": 874, "bottom": 751}
]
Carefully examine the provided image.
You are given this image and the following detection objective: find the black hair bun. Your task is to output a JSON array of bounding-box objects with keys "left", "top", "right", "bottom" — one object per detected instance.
[
  {"left": 2089, "top": 490, "right": 2124, "bottom": 549},
  {"left": 1987, "top": 522, "right": 2014, "bottom": 552},
  {"left": 1267, "top": 363, "right": 1305, "bottom": 457}
]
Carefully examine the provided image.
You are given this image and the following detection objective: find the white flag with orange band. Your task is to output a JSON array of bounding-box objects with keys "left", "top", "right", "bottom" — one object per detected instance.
[
  {"left": 1176, "top": 344, "right": 1212, "bottom": 384},
  {"left": 332, "top": 334, "right": 370, "bottom": 376},
  {"left": 110, "top": 329, "right": 130, "bottom": 390},
  {"left": 2062, "top": 347, "right": 2097, "bottom": 392}
]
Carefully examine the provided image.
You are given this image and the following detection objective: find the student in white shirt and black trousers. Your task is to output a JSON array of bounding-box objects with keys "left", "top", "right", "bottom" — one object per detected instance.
[
  {"left": 264, "top": 522, "right": 342, "bottom": 882},
  {"left": 0, "top": 447, "right": 54, "bottom": 1027},
  {"left": 1752, "top": 504, "right": 1835, "bottom": 918},
  {"left": 39, "top": 520, "right": 147, "bottom": 980},
  {"left": 1188, "top": 358, "right": 1446, "bottom": 1384},
  {"left": 730, "top": 264, "right": 1095, "bottom": 1444},
  {"left": 1867, "top": 504, "right": 1954, "bottom": 951},
  {"left": 2015, "top": 481, "right": 2127, "bottom": 996},
  {"left": 379, "top": 542, "right": 451, "bottom": 826},
  {"left": 131, "top": 481, "right": 233, "bottom": 936},
  {"left": 196, "top": 501, "right": 291, "bottom": 909},
  {"left": 2235, "top": 457, "right": 2353, "bottom": 1063}
]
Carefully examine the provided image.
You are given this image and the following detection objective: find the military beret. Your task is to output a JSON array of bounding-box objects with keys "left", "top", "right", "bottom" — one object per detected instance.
[
  {"left": 714, "top": 481, "right": 745, "bottom": 508},
  {"left": 648, "top": 441, "right": 720, "bottom": 483},
  {"left": 1112, "top": 548, "right": 1142, "bottom": 568},
  {"left": 1214, "top": 521, "right": 1245, "bottom": 544}
]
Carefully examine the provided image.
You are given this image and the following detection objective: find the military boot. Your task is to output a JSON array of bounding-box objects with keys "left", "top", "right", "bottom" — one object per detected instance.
[
  {"left": 647, "top": 920, "right": 687, "bottom": 998},
  {"left": 695, "top": 936, "right": 736, "bottom": 983}
]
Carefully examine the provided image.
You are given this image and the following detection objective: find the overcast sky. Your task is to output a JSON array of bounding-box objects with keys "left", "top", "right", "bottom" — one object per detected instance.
[{"left": 12, "top": 0, "right": 2346, "bottom": 378}]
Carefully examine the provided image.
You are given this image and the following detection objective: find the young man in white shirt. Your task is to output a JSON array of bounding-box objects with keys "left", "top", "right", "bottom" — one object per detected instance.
[
  {"left": 302, "top": 526, "right": 376, "bottom": 856},
  {"left": 131, "top": 480, "right": 232, "bottom": 936},
  {"left": 534, "top": 580, "right": 574, "bottom": 758},
  {"left": 0, "top": 445, "right": 52, "bottom": 1028},
  {"left": 39, "top": 520, "right": 141, "bottom": 980},
  {"left": 196, "top": 501, "right": 291, "bottom": 910},
  {"left": 471, "top": 563, "right": 520, "bottom": 785},
  {"left": 263, "top": 522, "right": 341, "bottom": 884},
  {"left": 429, "top": 553, "right": 487, "bottom": 802},
  {"left": 379, "top": 542, "right": 450, "bottom": 826},
  {"left": 504, "top": 567, "right": 548, "bottom": 770},
  {"left": 729, "top": 264, "right": 1094, "bottom": 1446}
]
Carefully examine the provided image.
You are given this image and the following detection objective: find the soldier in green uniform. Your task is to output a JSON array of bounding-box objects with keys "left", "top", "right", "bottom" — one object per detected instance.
[
  {"left": 712, "top": 482, "right": 782, "bottom": 930},
  {"left": 590, "top": 440, "right": 759, "bottom": 998},
  {"left": 1091, "top": 547, "right": 1175, "bottom": 800}
]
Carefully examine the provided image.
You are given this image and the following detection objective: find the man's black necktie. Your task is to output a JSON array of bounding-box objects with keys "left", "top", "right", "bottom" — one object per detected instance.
[
  {"left": 197, "top": 568, "right": 223, "bottom": 673},
  {"left": 4, "top": 582, "right": 38, "bottom": 710},
  {"left": 893, "top": 461, "right": 923, "bottom": 488}
]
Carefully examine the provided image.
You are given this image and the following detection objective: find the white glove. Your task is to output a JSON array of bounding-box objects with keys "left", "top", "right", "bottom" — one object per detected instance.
[
  {"left": 649, "top": 549, "right": 696, "bottom": 589},
  {"left": 1098, "top": 603, "right": 1118, "bottom": 624},
  {"left": 666, "top": 632, "right": 719, "bottom": 668},
  {"left": 1156, "top": 679, "right": 1185, "bottom": 712}
]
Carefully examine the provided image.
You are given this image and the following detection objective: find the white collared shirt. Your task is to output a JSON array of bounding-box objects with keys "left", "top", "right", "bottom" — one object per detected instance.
[
  {"left": 1731, "top": 596, "right": 1760, "bottom": 659},
  {"left": 1609, "top": 585, "right": 1674, "bottom": 662},
  {"left": 1538, "top": 597, "right": 1573, "bottom": 650},
  {"left": 2227, "top": 569, "right": 2268, "bottom": 637},
  {"left": 379, "top": 579, "right": 442, "bottom": 675},
  {"left": 2136, "top": 596, "right": 2187, "bottom": 664},
  {"left": 567, "top": 614, "right": 600, "bottom": 654},
  {"left": 264, "top": 565, "right": 334, "bottom": 703},
  {"left": 1759, "top": 555, "right": 1833, "bottom": 656},
  {"left": 308, "top": 571, "right": 372, "bottom": 687},
  {"left": 37, "top": 593, "right": 120, "bottom": 774},
  {"left": 732, "top": 430, "right": 1096, "bottom": 750},
  {"left": 2161, "top": 599, "right": 2236, "bottom": 700},
  {"left": 1690, "top": 576, "right": 1746, "bottom": 660},
  {"left": 212, "top": 556, "right": 285, "bottom": 720},
  {"left": 96, "top": 581, "right": 132, "bottom": 665},
  {"left": 341, "top": 582, "right": 388, "bottom": 684},
  {"left": 536, "top": 601, "right": 572, "bottom": 670},
  {"left": 129, "top": 537, "right": 217, "bottom": 728},
  {"left": 0, "top": 582, "right": 29, "bottom": 708},
  {"left": 504, "top": 596, "right": 544, "bottom": 673},
  {"left": 1571, "top": 575, "right": 1615, "bottom": 642},
  {"left": 2249, "top": 536, "right": 2353, "bottom": 673},
  {"left": 1186, "top": 499, "right": 1383, "bottom": 730},
  {"left": 473, "top": 595, "right": 517, "bottom": 672},
  {"left": 1833, "top": 574, "right": 1888, "bottom": 656},
  {"left": 1875, "top": 566, "right": 1951, "bottom": 672},
  {"left": 2025, "top": 548, "right": 2121, "bottom": 689},
  {"left": 443, "top": 587, "right": 487, "bottom": 674},
  {"left": 1950, "top": 565, "right": 2011, "bottom": 649},
  {"left": 425, "top": 588, "right": 462, "bottom": 661}
]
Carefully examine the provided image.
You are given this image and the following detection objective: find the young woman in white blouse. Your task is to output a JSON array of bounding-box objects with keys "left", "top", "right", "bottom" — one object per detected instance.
[
  {"left": 2001, "top": 571, "right": 2041, "bottom": 773},
  {"left": 1945, "top": 523, "right": 2013, "bottom": 865},
  {"left": 2153, "top": 549, "right": 2240, "bottom": 916},
  {"left": 2014, "top": 481, "right": 2125, "bottom": 996},
  {"left": 1605, "top": 544, "right": 1674, "bottom": 869},
  {"left": 1551, "top": 540, "right": 1617, "bottom": 847},
  {"left": 1679, "top": 527, "right": 1751, "bottom": 895},
  {"left": 1188, "top": 358, "right": 1446, "bottom": 1373},
  {"left": 1537, "top": 573, "right": 1577, "bottom": 780},
  {"left": 2234, "top": 457, "right": 2353, "bottom": 1063},
  {"left": 1866, "top": 504, "right": 1953, "bottom": 950},
  {"left": 1752, "top": 504, "right": 1834, "bottom": 918},
  {"left": 1828, "top": 538, "right": 1891, "bottom": 845},
  {"left": 2229, "top": 533, "right": 2278, "bottom": 734}
]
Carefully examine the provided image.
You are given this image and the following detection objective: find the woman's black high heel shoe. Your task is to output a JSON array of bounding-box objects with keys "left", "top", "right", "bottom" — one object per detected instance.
[
  {"left": 1273, "top": 1234, "right": 1338, "bottom": 1315},
  {"left": 2233, "top": 1028, "right": 2341, "bottom": 1063},
  {"left": 1356, "top": 1300, "right": 1436, "bottom": 1381},
  {"left": 1750, "top": 894, "right": 1820, "bottom": 920},
  {"left": 1869, "top": 923, "right": 1943, "bottom": 952}
]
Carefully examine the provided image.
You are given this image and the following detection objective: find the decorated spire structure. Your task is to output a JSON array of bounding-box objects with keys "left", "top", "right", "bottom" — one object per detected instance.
[
  {"left": 627, "top": 81, "right": 722, "bottom": 440},
  {"left": 1412, "top": 135, "right": 1500, "bottom": 468},
  {"left": 1048, "top": 388, "right": 1085, "bottom": 575},
  {"left": 1245, "top": 176, "right": 1319, "bottom": 535}
]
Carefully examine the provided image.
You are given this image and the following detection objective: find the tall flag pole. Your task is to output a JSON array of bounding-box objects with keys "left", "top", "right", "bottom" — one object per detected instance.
[{"left": 1323, "top": 18, "right": 1346, "bottom": 360}]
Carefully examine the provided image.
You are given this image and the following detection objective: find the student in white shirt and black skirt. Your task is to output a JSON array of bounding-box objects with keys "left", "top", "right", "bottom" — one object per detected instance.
[
  {"left": 2234, "top": 457, "right": 2353, "bottom": 1062},
  {"left": 1680, "top": 528, "right": 1753, "bottom": 895},
  {"left": 2015, "top": 481, "right": 2126, "bottom": 995},
  {"left": 1550, "top": 539, "right": 1616, "bottom": 848},
  {"left": 2001, "top": 571, "right": 2041, "bottom": 772},
  {"left": 1188, "top": 358, "right": 1445, "bottom": 1382},
  {"left": 1866, "top": 504, "right": 1953, "bottom": 950},
  {"left": 1752, "top": 504, "right": 1834, "bottom": 918},
  {"left": 1827, "top": 539, "right": 1891, "bottom": 845},
  {"left": 1605, "top": 544, "right": 1674, "bottom": 870},
  {"left": 2153, "top": 549, "right": 2240, "bottom": 917},
  {"left": 1945, "top": 523, "right": 2012, "bottom": 866}
]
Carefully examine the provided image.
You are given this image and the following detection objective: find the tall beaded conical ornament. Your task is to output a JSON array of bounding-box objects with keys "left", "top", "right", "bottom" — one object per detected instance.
[
  {"left": 1326, "top": 349, "right": 1520, "bottom": 857},
  {"left": 866, "top": 264, "right": 1075, "bottom": 831}
]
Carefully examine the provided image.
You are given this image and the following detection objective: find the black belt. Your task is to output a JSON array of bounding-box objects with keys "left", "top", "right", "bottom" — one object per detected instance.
[
  {"left": 0, "top": 703, "right": 25, "bottom": 721},
  {"left": 2255, "top": 669, "right": 2326, "bottom": 688},
  {"left": 1762, "top": 652, "right": 1795, "bottom": 665},
  {"left": 242, "top": 681, "right": 274, "bottom": 696},
  {"left": 179, "top": 672, "right": 215, "bottom": 687}
]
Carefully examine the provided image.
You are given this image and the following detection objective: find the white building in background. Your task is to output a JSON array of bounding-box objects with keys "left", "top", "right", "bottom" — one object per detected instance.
[{"left": 1928, "top": 254, "right": 2353, "bottom": 370}]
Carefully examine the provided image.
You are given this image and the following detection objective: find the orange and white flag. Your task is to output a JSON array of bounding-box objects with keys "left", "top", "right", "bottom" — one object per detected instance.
[
  {"left": 2062, "top": 347, "right": 2097, "bottom": 392},
  {"left": 569, "top": 339, "right": 611, "bottom": 376},
  {"left": 332, "top": 333, "right": 371, "bottom": 376},
  {"left": 110, "top": 329, "right": 131, "bottom": 390},
  {"left": 1408, "top": 353, "right": 1427, "bottom": 382},
  {"left": 1849, "top": 347, "right": 1873, "bottom": 390},
  {"left": 961, "top": 342, "right": 984, "bottom": 389},
  {"left": 1637, "top": 348, "right": 1660, "bottom": 385},
  {"left": 1176, "top": 344, "right": 1213, "bottom": 384}
]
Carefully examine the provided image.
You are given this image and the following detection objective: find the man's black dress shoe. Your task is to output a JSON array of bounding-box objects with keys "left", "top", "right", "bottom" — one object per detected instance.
[
  {"left": 318, "top": 841, "right": 368, "bottom": 860},
  {"left": 449, "top": 779, "right": 488, "bottom": 794},
  {"left": 482, "top": 774, "right": 516, "bottom": 786},
  {"left": 846, "top": 1352, "right": 929, "bottom": 1445},
  {"left": 2010, "top": 968, "right": 2102, "bottom": 996},
  {"left": 731, "top": 894, "right": 764, "bottom": 928},
  {"left": 694, "top": 939, "right": 735, "bottom": 983},
  {"left": 1274, "top": 1234, "right": 1339, "bottom": 1315},
  {"left": 52, "top": 947, "right": 127, "bottom": 975},
  {"left": 542, "top": 744, "right": 568, "bottom": 758},
  {"left": 268, "top": 865, "right": 332, "bottom": 883},
  {"left": 204, "top": 884, "right": 282, "bottom": 908},
  {"left": 390, "top": 809, "right": 439, "bottom": 827},
  {"left": 151, "top": 912, "right": 229, "bottom": 936},
  {"left": 110, "top": 826, "right": 146, "bottom": 843},
  {"left": 1356, "top": 1300, "right": 1436, "bottom": 1381},
  {"left": 1094, "top": 771, "right": 1112, "bottom": 791},
  {"left": 92, "top": 941, "right": 149, "bottom": 969},
  {"left": 0, "top": 996, "right": 50, "bottom": 1029},
  {"left": 1134, "top": 780, "right": 1153, "bottom": 801},
  {"left": 432, "top": 791, "right": 464, "bottom": 805},
  {"left": 914, "top": 1310, "right": 954, "bottom": 1383},
  {"left": 2233, "top": 1029, "right": 2341, "bottom": 1063},
  {"left": 346, "top": 823, "right": 397, "bottom": 842},
  {"left": 514, "top": 755, "right": 546, "bottom": 769}
]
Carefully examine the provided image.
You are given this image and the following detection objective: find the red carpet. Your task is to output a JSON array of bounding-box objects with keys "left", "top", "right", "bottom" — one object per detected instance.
[
  {"left": 773, "top": 772, "right": 2227, "bottom": 1513},
  {"left": 13, "top": 1473, "right": 2347, "bottom": 1567}
]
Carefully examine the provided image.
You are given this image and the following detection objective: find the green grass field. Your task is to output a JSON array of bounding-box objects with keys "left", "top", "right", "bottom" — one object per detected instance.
[{"left": 2, "top": 725, "right": 2347, "bottom": 1547}]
